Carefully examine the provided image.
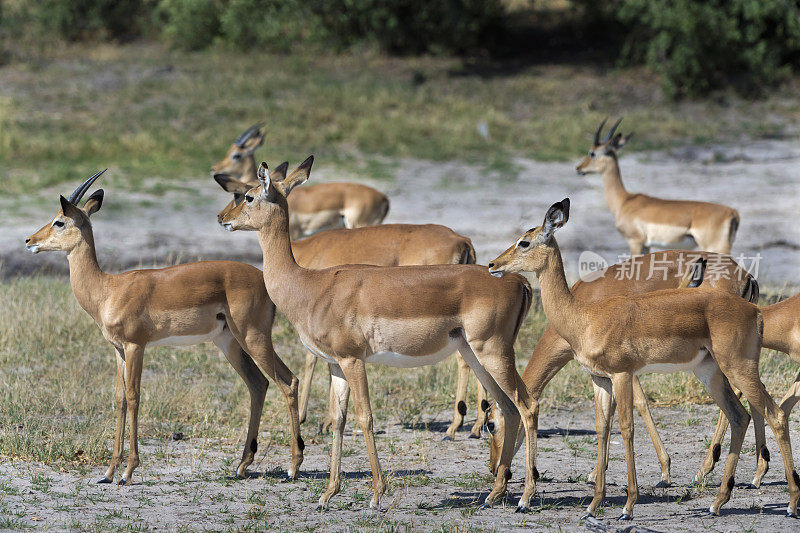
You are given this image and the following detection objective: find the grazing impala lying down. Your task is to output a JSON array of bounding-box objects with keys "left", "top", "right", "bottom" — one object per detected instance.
[
  {"left": 220, "top": 157, "right": 540, "bottom": 512},
  {"left": 488, "top": 199, "right": 798, "bottom": 519},
  {"left": 25, "top": 171, "right": 304, "bottom": 485},
  {"left": 577, "top": 118, "right": 740, "bottom": 255},
  {"left": 215, "top": 169, "right": 487, "bottom": 439},
  {"left": 485, "top": 250, "right": 758, "bottom": 486},
  {"left": 212, "top": 123, "right": 389, "bottom": 239}
]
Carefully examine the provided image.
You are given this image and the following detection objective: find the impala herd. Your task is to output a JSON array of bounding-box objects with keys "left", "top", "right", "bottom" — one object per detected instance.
[{"left": 24, "top": 120, "right": 800, "bottom": 521}]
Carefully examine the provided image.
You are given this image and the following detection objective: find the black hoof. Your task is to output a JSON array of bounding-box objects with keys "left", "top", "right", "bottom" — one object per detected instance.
[
  {"left": 97, "top": 477, "right": 112, "bottom": 484},
  {"left": 316, "top": 504, "right": 327, "bottom": 512},
  {"left": 746, "top": 483, "right": 757, "bottom": 490},
  {"left": 787, "top": 512, "right": 798, "bottom": 519},
  {"left": 441, "top": 435, "right": 453, "bottom": 442},
  {"left": 478, "top": 502, "right": 492, "bottom": 510},
  {"left": 468, "top": 433, "right": 481, "bottom": 439},
  {"left": 515, "top": 505, "right": 529, "bottom": 513},
  {"left": 618, "top": 514, "right": 632, "bottom": 521},
  {"left": 118, "top": 478, "right": 127, "bottom": 486},
  {"left": 707, "top": 511, "right": 718, "bottom": 517},
  {"left": 581, "top": 513, "right": 594, "bottom": 520},
  {"left": 655, "top": 480, "right": 671, "bottom": 488}
]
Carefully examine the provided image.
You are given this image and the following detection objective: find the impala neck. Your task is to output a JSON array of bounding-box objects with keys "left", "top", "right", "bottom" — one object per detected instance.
[
  {"left": 600, "top": 154, "right": 630, "bottom": 218},
  {"left": 255, "top": 202, "right": 312, "bottom": 322},
  {"left": 536, "top": 240, "right": 586, "bottom": 350},
  {"left": 66, "top": 229, "right": 108, "bottom": 315},
  {"left": 241, "top": 156, "right": 258, "bottom": 185}
]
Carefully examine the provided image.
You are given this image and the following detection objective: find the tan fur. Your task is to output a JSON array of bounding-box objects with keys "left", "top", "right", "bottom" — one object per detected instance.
[
  {"left": 220, "top": 158, "right": 541, "bottom": 512},
  {"left": 488, "top": 201, "right": 799, "bottom": 519},
  {"left": 25, "top": 186, "right": 304, "bottom": 485},
  {"left": 212, "top": 132, "right": 389, "bottom": 238},
  {"left": 576, "top": 123, "right": 739, "bottom": 255},
  {"left": 486, "top": 251, "right": 755, "bottom": 484}
]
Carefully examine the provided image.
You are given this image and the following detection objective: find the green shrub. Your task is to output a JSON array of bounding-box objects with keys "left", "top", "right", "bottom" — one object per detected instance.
[
  {"left": 218, "top": 0, "right": 309, "bottom": 52},
  {"left": 154, "top": 0, "right": 222, "bottom": 51},
  {"left": 309, "top": 0, "right": 505, "bottom": 55},
  {"left": 611, "top": 0, "right": 800, "bottom": 97}
]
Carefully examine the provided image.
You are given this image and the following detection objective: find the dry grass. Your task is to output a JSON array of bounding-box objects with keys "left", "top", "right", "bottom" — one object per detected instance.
[
  {"left": 1, "top": 275, "right": 796, "bottom": 469},
  {"left": 1, "top": 43, "right": 799, "bottom": 196}
]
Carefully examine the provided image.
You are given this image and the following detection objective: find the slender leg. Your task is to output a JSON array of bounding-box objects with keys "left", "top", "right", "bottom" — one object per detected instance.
[
  {"left": 100, "top": 346, "right": 126, "bottom": 483},
  {"left": 444, "top": 352, "right": 471, "bottom": 440},
  {"left": 213, "top": 330, "right": 268, "bottom": 479},
  {"left": 470, "top": 380, "right": 489, "bottom": 439},
  {"left": 320, "top": 364, "right": 335, "bottom": 434},
  {"left": 338, "top": 357, "right": 386, "bottom": 509},
  {"left": 611, "top": 372, "right": 637, "bottom": 520},
  {"left": 693, "top": 358, "right": 750, "bottom": 516},
  {"left": 632, "top": 377, "right": 671, "bottom": 486},
  {"left": 298, "top": 349, "right": 318, "bottom": 425},
  {"left": 779, "top": 368, "right": 800, "bottom": 416},
  {"left": 119, "top": 343, "right": 145, "bottom": 485},
  {"left": 725, "top": 364, "right": 800, "bottom": 517},
  {"left": 317, "top": 365, "right": 350, "bottom": 510},
  {"left": 696, "top": 410, "right": 730, "bottom": 484},
  {"left": 751, "top": 408, "right": 769, "bottom": 487},
  {"left": 585, "top": 375, "right": 615, "bottom": 518}
]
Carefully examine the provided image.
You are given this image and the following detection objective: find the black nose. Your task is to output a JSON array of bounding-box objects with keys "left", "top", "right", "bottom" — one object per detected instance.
[
  {"left": 25, "top": 238, "right": 30, "bottom": 243},
  {"left": 487, "top": 262, "right": 495, "bottom": 269}
]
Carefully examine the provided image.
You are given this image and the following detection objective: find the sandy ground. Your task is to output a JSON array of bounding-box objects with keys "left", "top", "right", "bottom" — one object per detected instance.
[
  {"left": 2, "top": 403, "right": 800, "bottom": 531},
  {"left": 2, "top": 139, "right": 798, "bottom": 287}
]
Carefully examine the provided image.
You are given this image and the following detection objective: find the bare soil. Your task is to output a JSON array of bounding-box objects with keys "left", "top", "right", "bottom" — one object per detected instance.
[
  {"left": 2, "top": 403, "right": 799, "bottom": 531},
  {"left": 2, "top": 140, "right": 798, "bottom": 288}
]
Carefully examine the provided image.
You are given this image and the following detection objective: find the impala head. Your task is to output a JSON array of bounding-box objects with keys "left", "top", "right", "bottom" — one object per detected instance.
[
  {"left": 488, "top": 199, "right": 570, "bottom": 276},
  {"left": 219, "top": 156, "right": 313, "bottom": 232},
  {"left": 25, "top": 170, "right": 106, "bottom": 254},
  {"left": 575, "top": 118, "right": 633, "bottom": 175},
  {"left": 210, "top": 122, "right": 265, "bottom": 178},
  {"left": 214, "top": 162, "right": 289, "bottom": 223}
]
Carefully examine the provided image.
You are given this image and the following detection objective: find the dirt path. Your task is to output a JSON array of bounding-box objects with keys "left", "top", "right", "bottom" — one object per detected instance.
[
  {"left": 2, "top": 403, "right": 799, "bottom": 531},
  {"left": 2, "top": 140, "right": 798, "bottom": 288}
]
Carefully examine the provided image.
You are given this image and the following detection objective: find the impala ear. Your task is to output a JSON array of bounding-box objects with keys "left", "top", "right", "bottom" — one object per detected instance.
[
  {"left": 278, "top": 155, "right": 313, "bottom": 196},
  {"left": 59, "top": 195, "right": 84, "bottom": 221},
  {"left": 685, "top": 257, "right": 707, "bottom": 288},
  {"left": 83, "top": 189, "right": 104, "bottom": 217},
  {"left": 613, "top": 132, "right": 633, "bottom": 150},
  {"left": 256, "top": 162, "right": 274, "bottom": 197},
  {"left": 270, "top": 161, "right": 289, "bottom": 183},
  {"left": 542, "top": 198, "right": 570, "bottom": 240},
  {"left": 241, "top": 131, "right": 264, "bottom": 153},
  {"left": 214, "top": 173, "right": 250, "bottom": 194}
]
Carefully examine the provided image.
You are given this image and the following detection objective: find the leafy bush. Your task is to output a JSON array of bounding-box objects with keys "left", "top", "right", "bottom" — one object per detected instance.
[
  {"left": 611, "top": 0, "right": 800, "bottom": 97},
  {"left": 310, "top": 0, "right": 505, "bottom": 55},
  {"left": 154, "top": 0, "right": 222, "bottom": 51},
  {"left": 218, "top": 0, "right": 309, "bottom": 52}
]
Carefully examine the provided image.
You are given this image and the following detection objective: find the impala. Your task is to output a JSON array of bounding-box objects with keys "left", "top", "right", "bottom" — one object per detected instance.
[
  {"left": 486, "top": 250, "right": 759, "bottom": 487},
  {"left": 697, "top": 290, "right": 800, "bottom": 487},
  {"left": 215, "top": 163, "right": 487, "bottom": 439},
  {"left": 25, "top": 171, "right": 304, "bottom": 485},
  {"left": 220, "top": 157, "right": 540, "bottom": 512},
  {"left": 212, "top": 123, "right": 389, "bottom": 239},
  {"left": 488, "top": 199, "right": 798, "bottom": 519},
  {"left": 577, "top": 119, "right": 740, "bottom": 255}
]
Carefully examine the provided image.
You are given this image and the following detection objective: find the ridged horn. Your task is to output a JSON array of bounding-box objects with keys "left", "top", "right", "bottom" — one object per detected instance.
[{"left": 67, "top": 169, "right": 107, "bottom": 205}]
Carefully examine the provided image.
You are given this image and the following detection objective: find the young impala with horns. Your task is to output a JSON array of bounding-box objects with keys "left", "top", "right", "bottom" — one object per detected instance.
[
  {"left": 220, "top": 157, "right": 540, "bottom": 512},
  {"left": 215, "top": 161, "right": 487, "bottom": 439},
  {"left": 486, "top": 251, "right": 760, "bottom": 494},
  {"left": 577, "top": 118, "right": 740, "bottom": 255},
  {"left": 488, "top": 199, "right": 798, "bottom": 519},
  {"left": 212, "top": 123, "right": 389, "bottom": 239},
  {"left": 25, "top": 171, "right": 305, "bottom": 485}
]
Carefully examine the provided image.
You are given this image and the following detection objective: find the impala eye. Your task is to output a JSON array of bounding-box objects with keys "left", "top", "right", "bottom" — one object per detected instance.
[
  {"left": 589, "top": 150, "right": 596, "bottom": 157},
  {"left": 517, "top": 240, "right": 530, "bottom": 249},
  {"left": 53, "top": 220, "right": 65, "bottom": 228},
  {"left": 231, "top": 153, "right": 242, "bottom": 161},
  {"left": 245, "top": 195, "right": 254, "bottom": 203}
]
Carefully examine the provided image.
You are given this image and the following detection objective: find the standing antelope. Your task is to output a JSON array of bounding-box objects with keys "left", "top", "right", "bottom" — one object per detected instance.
[
  {"left": 697, "top": 290, "right": 800, "bottom": 487},
  {"left": 488, "top": 199, "right": 799, "bottom": 519},
  {"left": 216, "top": 165, "right": 487, "bottom": 439},
  {"left": 486, "top": 251, "right": 759, "bottom": 487},
  {"left": 577, "top": 119, "right": 740, "bottom": 255},
  {"left": 212, "top": 123, "right": 389, "bottom": 239},
  {"left": 25, "top": 171, "right": 304, "bottom": 485},
  {"left": 220, "top": 157, "right": 540, "bottom": 512}
]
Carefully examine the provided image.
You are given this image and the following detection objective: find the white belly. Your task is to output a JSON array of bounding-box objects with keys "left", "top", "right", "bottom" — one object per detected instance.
[
  {"left": 366, "top": 339, "right": 458, "bottom": 368},
  {"left": 147, "top": 323, "right": 225, "bottom": 348},
  {"left": 637, "top": 350, "right": 706, "bottom": 375},
  {"left": 643, "top": 223, "right": 696, "bottom": 249}
]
